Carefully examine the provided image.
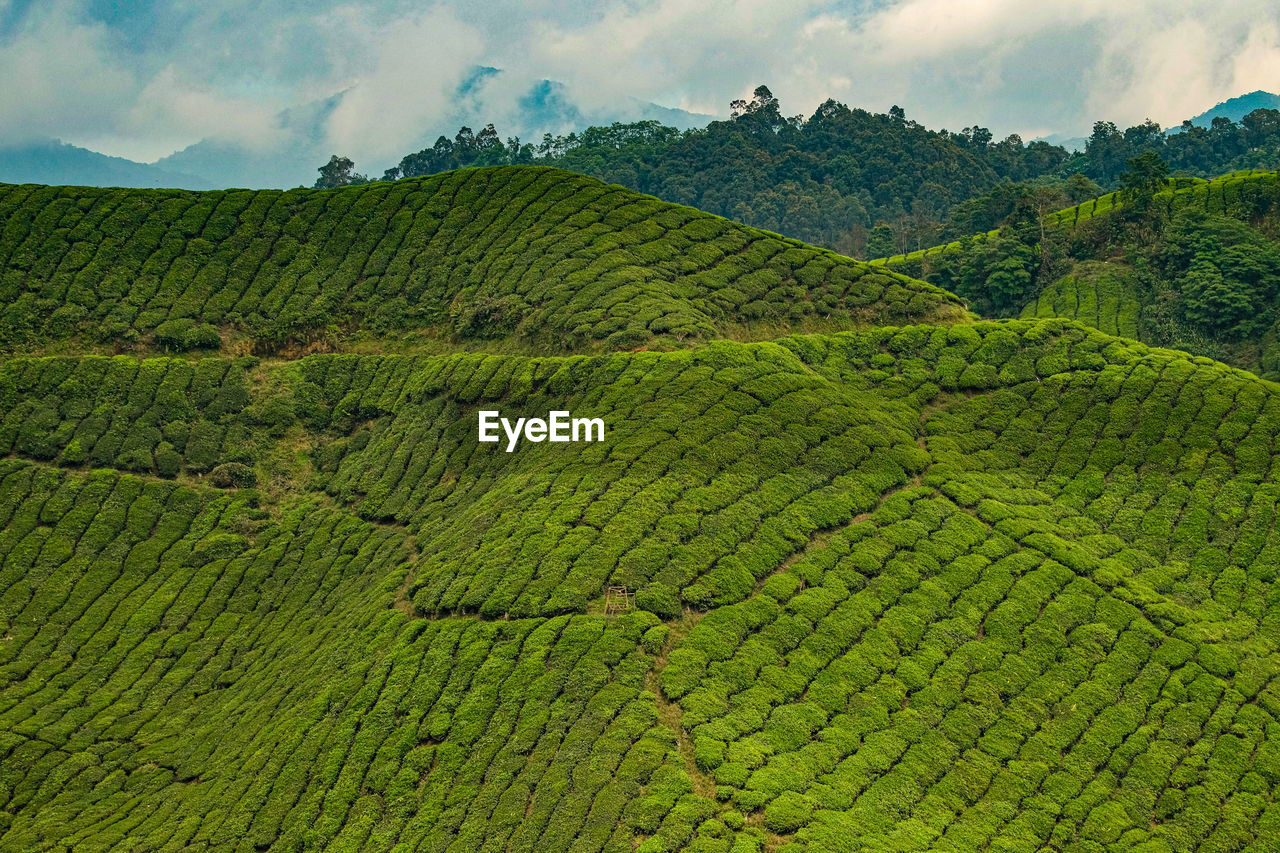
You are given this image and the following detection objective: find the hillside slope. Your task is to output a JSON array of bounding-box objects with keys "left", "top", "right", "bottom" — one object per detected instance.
[
  {"left": 876, "top": 170, "right": 1280, "bottom": 378},
  {"left": 4, "top": 321, "right": 1280, "bottom": 851},
  {"left": 4, "top": 172, "right": 1280, "bottom": 852},
  {"left": 0, "top": 167, "right": 962, "bottom": 356}
]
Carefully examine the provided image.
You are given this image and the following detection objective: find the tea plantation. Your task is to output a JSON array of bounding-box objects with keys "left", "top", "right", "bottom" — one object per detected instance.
[
  {"left": 875, "top": 170, "right": 1280, "bottom": 380},
  {"left": 1019, "top": 263, "right": 1141, "bottom": 339},
  {"left": 3, "top": 168, "right": 1280, "bottom": 852},
  {"left": 0, "top": 168, "right": 961, "bottom": 356}
]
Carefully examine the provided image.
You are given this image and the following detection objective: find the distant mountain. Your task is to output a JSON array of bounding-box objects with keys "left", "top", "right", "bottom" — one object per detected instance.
[
  {"left": 1185, "top": 90, "right": 1280, "bottom": 127},
  {"left": 154, "top": 138, "right": 320, "bottom": 189},
  {"left": 0, "top": 139, "right": 210, "bottom": 189},
  {"left": 1035, "top": 132, "right": 1088, "bottom": 153},
  {"left": 155, "top": 93, "right": 342, "bottom": 189},
  {"left": 154, "top": 72, "right": 713, "bottom": 189}
]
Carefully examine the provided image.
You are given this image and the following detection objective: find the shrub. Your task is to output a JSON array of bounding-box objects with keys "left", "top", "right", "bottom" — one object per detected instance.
[
  {"left": 210, "top": 462, "right": 257, "bottom": 489},
  {"left": 184, "top": 323, "right": 223, "bottom": 350},
  {"left": 154, "top": 441, "right": 182, "bottom": 478},
  {"left": 763, "top": 791, "right": 815, "bottom": 833},
  {"left": 154, "top": 317, "right": 197, "bottom": 350}
]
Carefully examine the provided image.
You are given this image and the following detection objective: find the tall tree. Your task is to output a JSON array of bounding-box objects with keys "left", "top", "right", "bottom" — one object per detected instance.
[
  {"left": 314, "top": 155, "right": 356, "bottom": 189},
  {"left": 865, "top": 223, "right": 897, "bottom": 259},
  {"left": 1086, "top": 121, "right": 1125, "bottom": 183},
  {"left": 1119, "top": 151, "right": 1169, "bottom": 208}
]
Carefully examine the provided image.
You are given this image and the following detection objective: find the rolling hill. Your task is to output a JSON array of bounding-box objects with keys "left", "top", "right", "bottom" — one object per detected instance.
[
  {"left": 0, "top": 167, "right": 961, "bottom": 357},
  {"left": 875, "top": 169, "right": 1280, "bottom": 379},
  {"left": 1183, "top": 91, "right": 1280, "bottom": 129},
  {"left": 3, "top": 167, "right": 1280, "bottom": 852}
]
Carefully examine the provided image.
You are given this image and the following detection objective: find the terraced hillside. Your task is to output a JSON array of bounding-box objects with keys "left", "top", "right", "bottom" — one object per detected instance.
[
  {"left": 1019, "top": 262, "right": 1141, "bottom": 339},
  {"left": 872, "top": 170, "right": 1280, "bottom": 271},
  {"left": 873, "top": 170, "right": 1280, "bottom": 380},
  {"left": 4, "top": 169, "right": 1280, "bottom": 852},
  {"left": 0, "top": 167, "right": 961, "bottom": 356}
]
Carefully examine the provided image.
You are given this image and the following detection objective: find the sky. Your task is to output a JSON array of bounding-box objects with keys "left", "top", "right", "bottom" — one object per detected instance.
[{"left": 1, "top": 0, "right": 1278, "bottom": 164}]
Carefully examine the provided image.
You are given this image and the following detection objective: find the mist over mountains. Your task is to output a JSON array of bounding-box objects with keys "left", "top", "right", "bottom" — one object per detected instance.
[{"left": 0, "top": 67, "right": 712, "bottom": 190}]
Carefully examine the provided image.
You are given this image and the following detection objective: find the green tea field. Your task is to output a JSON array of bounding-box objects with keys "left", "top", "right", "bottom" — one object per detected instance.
[
  {"left": 0, "top": 168, "right": 961, "bottom": 356},
  {"left": 874, "top": 170, "right": 1280, "bottom": 381},
  {"left": 2, "top": 168, "right": 1279, "bottom": 852}
]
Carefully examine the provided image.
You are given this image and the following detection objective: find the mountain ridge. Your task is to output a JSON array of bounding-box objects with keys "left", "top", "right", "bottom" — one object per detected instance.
[
  {"left": 0, "top": 138, "right": 212, "bottom": 190},
  {"left": 1184, "top": 90, "right": 1280, "bottom": 128}
]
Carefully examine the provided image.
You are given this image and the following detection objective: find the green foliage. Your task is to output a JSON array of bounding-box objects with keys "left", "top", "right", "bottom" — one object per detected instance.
[
  {"left": 4, "top": 319, "right": 1280, "bottom": 850},
  {"left": 372, "top": 95, "right": 1071, "bottom": 256},
  {"left": 210, "top": 461, "right": 257, "bottom": 488},
  {"left": 1181, "top": 254, "right": 1254, "bottom": 332},
  {"left": 0, "top": 167, "right": 962, "bottom": 354},
  {"left": 979, "top": 240, "right": 1035, "bottom": 311},
  {"left": 370, "top": 102, "right": 1280, "bottom": 260},
  {"left": 1020, "top": 263, "right": 1141, "bottom": 338},
  {"left": 887, "top": 170, "right": 1280, "bottom": 379},
  {"left": 5, "top": 160, "right": 1280, "bottom": 853},
  {"left": 0, "top": 463, "right": 718, "bottom": 851},
  {"left": 866, "top": 223, "right": 898, "bottom": 260},
  {"left": 1081, "top": 110, "right": 1280, "bottom": 186},
  {"left": 1119, "top": 151, "right": 1170, "bottom": 207}
]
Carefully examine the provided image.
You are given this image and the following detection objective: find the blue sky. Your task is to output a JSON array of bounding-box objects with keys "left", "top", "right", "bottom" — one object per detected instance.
[{"left": 2, "top": 0, "right": 1278, "bottom": 163}]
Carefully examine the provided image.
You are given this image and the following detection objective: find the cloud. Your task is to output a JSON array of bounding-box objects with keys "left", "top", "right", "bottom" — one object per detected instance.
[
  {"left": 806, "top": 0, "right": 1280, "bottom": 133},
  {"left": 530, "top": 0, "right": 829, "bottom": 118},
  {"left": 0, "top": 0, "right": 291, "bottom": 160},
  {"left": 0, "top": 2, "right": 133, "bottom": 147},
  {"left": 1231, "top": 21, "right": 1280, "bottom": 96},
  {"left": 130, "top": 67, "right": 286, "bottom": 152},
  {"left": 2, "top": 0, "right": 1279, "bottom": 167},
  {"left": 522, "top": 0, "right": 1280, "bottom": 140},
  {"left": 321, "top": 7, "right": 485, "bottom": 161}
]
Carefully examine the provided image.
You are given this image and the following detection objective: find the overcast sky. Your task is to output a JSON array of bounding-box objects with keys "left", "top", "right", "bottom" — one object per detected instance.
[{"left": 2, "top": 0, "right": 1278, "bottom": 163}]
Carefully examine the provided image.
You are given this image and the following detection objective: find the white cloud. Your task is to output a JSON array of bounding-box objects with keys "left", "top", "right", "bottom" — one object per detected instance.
[
  {"left": 521, "top": 0, "right": 1280, "bottom": 141},
  {"left": 321, "top": 6, "right": 485, "bottom": 161},
  {"left": 529, "top": 0, "right": 828, "bottom": 116},
  {"left": 1076, "top": 1, "right": 1280, "bottom": 131},
  {"left": 0, "top": 0, "right": 293, "bottom": 160},
  {"left": 78, "top": 66, "right": 288, "bottom": 162},
  {"left": 0, "top": 2, "right": 133, "bottom": 147},
  {"left": 2, "top": 0, "right": 1279, "bottom": 167}
]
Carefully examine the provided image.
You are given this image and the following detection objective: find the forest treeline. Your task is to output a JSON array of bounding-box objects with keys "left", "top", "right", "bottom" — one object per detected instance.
[
  {"left": 317, "top": 86, "right": 1068, "bottom": 255},
  {"left": 315, "top": 86, "right": 1280, "bottom": 258}
]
